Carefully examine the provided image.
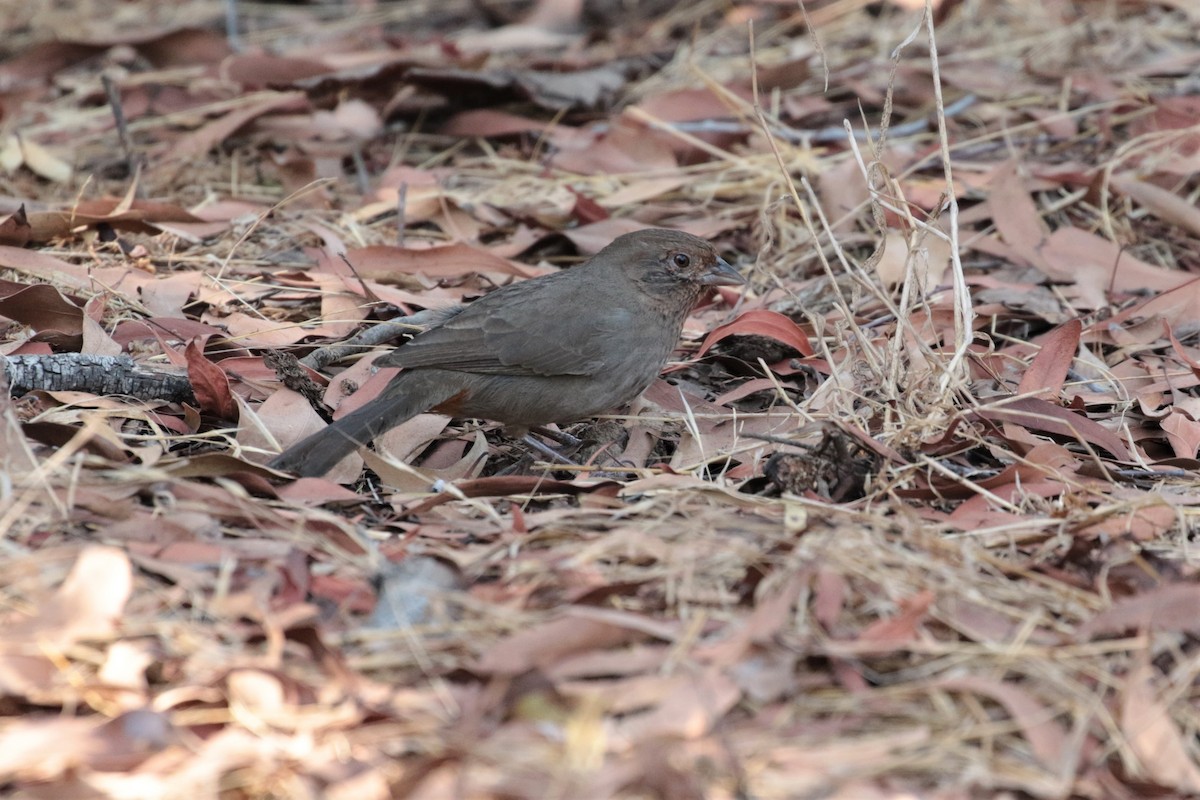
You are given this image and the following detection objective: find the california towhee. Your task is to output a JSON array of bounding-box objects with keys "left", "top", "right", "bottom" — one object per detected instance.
[{"left": 269, "top": 229, "right": 744, "bottom": 477}]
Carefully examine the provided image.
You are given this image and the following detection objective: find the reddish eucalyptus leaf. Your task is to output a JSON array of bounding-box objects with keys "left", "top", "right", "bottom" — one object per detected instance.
[
  {"left": 1078, "top": 583, "right": 1200, "bottom": 639},
  {"left": 974, "top": 397, "right": 1132, "bottom": 460},
  {"left": 858, "top": 589, "right": 935, "bottom": 648},
  {"left": 935, "top": 675, "right": 1067, "bottom": 769},
  {"left": 221, "top": 54, "right": 333, "bottom": 89},
  {"left": 1120, "top": 660, "right": 1200, "bottom": 793},
  {"left": 1161, "top": 410, "right": 1200, "bottom": 459},
  {"left": 1018, "top": 318, "right": 1080, "bottom": 399},
  {"left": 1111, "top": 173, "right": 1200, "bottom": 237},
  {"left": 0, "top": 282, "right": 83, "bottom": 334},
  {"left": 568, "top": 188, "right": 609, "bottom": 224},
  {"left": 0, "top": 205, "right": 31, "bottom": 246},
  {"left": 899, "top": 463, "right": 1068, "bottom": 501},
  {"left": 170, "top": 92, "right": 307, "bottom": 160},
  {"left": 476, "top": 613, "right": 641, "bottom": 676},
  {"left": 184, "top": 341, "right": 237, "bottom": 420},
  {"left": 986, "top": 161, "right": 1050, "bottom": 271},
  {"left": 1167, "top": 324, "right": 1200, "bottom": 379},
  {"left": 695, "top": 309, "right": 814, "bottom": 360},
  {"left": 441, "top": 109, "right": 559, "bottom": 138}
]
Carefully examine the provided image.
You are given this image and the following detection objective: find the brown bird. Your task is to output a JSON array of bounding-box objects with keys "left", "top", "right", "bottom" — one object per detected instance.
[{"left": 269, "top": 228, "right": 744, "bottom": 477}]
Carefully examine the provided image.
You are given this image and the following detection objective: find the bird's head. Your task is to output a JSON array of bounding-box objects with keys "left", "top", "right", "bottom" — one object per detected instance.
[{"left": 604, "top": 229, "right": 744, "bottom": 294}]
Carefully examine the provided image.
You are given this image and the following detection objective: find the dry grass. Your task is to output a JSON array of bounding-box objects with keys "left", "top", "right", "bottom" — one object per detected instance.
[{"left": 2, "top": 0, "right": 1200, "bottom": 797}]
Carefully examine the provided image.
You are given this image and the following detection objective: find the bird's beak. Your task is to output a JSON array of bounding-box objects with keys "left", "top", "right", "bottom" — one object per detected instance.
[{"left": 698, "top": 256, "right": 746, "bottom": 286}]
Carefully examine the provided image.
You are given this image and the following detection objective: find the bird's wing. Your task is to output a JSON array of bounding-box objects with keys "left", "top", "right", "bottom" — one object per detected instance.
[{"left": 377, "top": 273, "right": 628, "bottom": 378}]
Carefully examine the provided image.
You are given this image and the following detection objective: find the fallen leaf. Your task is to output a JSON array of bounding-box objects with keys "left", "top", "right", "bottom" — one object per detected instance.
[
  {"left": 1078, "top": 583, "right": 1200, "bottom": 639},
  {"left": 857, "top": 589, "right": 934, "bottom": 649},
  {"left": 185, "top": 340, "right": 238, "bottom": 420},
  {"left": 1111, "top": 172, "right": 1200, "bottom": 237},
  {"left": 695, "top": 309, "right": 814, "bottom": 359},
  {"left": 973, "top": 396, "right": 1133, "bottom": 460},
  {"left": 1017, "top": 319, "right": 1081, "bottom": 399},
  {"left": 935, "top": 675, "right": 1067, "bottom": 770},
  {"left": 1040, "top": 227, "right": 1194, "bottom": 307},
  {"left": 17, "top": 136, "right": 72, "bottom": 183},
  {"left": 169, "top": 92, "right": 307, "bottom": 159},
  {"left": 0, "top": 282, "right": 84, "bottom": 335},
  {"left": 615, "top": 668, "right": 741, "bottom": 741},
  {"left": 1121, "top": 659, "right": 1200, "bottom": 793},
  {"left": 476, "top": 614, "right": 642, "bottom": 676}
]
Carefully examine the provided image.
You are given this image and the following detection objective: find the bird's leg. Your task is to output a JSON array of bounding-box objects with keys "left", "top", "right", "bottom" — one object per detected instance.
[
  {"left": 529, "top": 425, "right": 582, "bottom": 448},
  {"left": 520, "top": 433, "right": 578, "bottom": 465}
]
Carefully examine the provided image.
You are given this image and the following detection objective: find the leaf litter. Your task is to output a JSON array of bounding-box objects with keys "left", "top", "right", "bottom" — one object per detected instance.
[{"left": 2, "top": 0, "right": 1200, "bottom": 797}]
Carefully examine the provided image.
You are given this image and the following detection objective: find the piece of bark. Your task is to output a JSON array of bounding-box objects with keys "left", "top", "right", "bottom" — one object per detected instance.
[{"left": 3, "top": 354, "right": 195, "bottom": 404}]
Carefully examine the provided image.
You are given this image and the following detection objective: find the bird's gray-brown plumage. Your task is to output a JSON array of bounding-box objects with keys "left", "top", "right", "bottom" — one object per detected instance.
[{"left": 269, "top": 229, "right": 744, "bottom": 477}]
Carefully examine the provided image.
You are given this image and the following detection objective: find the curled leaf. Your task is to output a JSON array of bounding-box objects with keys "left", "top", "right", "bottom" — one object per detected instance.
[{"left": 696, "top": 309, "right": 814, "bottom": 360}]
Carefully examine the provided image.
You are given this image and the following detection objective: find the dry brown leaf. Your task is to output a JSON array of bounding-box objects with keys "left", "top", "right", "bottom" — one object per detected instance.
[
  {"left": 476, "top": 614, "right": 643, "bottom": 676},
  {"left": 0, "top": 136, "right": 21, "bottom": 172},
  {"left": 856, "top": 589, "right": 934, "bottom": 649},
  {"left": 695, "top": 308, "right": 814, "bottom": 359},
  {"left": 1111, "top": 173, "right": 1200, "bottom": 237},
  {"left": 1121, "top": 659, "right": 1200, "bottom": 793},
  {"left": 935, "top": 675, "right": 1067, "bottom": 770},
  {"left": 1160, "top": 409, "right": 1200, "bottom": 459},
  {"left": 1040, "top": 227, "right": 1194, "bottom": 308},
  {"left": 974, "top": 396, "right": 1133, "bottom": 461},
  {"left": 551, "top": 116, "right": 679, "bottom": 175},
  {"left": 1017, "top": 319, "right": 1081, "bottom": 400},
  {"left": 986, "top": 160, "right": 1050, "bottom": 271},
  {"left": 615, "top": 668, "right": 741, "bottom": 742},
  {"left": 0, "top": 282, "right": 84, "bottom": 335},
  {"left": 170, "top": 92, "right": 308, "bottom": 159},
  {"left": 221, "top": 53, "right": 333, "bottom": 88},
  {"left": 184, "top": 340, "right": 238, "bottom": 421},
  {"left": 4, "top": 4, "right": 1200, "bottom": 798},
  {"left": 873, "top": 229, "right": 951, "bottom": 289},
  {"left": 1078, "top": 583, "right": 1200, "bottom": 639},
  {"left": 17, "top": 136, "right": 72, "bottom": 183}
]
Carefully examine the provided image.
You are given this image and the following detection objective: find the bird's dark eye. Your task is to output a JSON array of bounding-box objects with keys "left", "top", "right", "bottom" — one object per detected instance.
[{"left": 673, "top": 253, "right": 691, "bottom": 268}]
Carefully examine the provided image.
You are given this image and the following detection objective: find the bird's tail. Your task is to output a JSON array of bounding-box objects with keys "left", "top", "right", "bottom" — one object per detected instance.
[{"left": 268, "top": 370, "right": 458, "bottom": 478}]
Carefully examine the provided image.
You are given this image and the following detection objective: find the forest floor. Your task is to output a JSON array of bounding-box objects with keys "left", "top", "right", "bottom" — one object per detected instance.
[{"left": 2, "top": 0, "right": 1200, "bottom": 797}]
